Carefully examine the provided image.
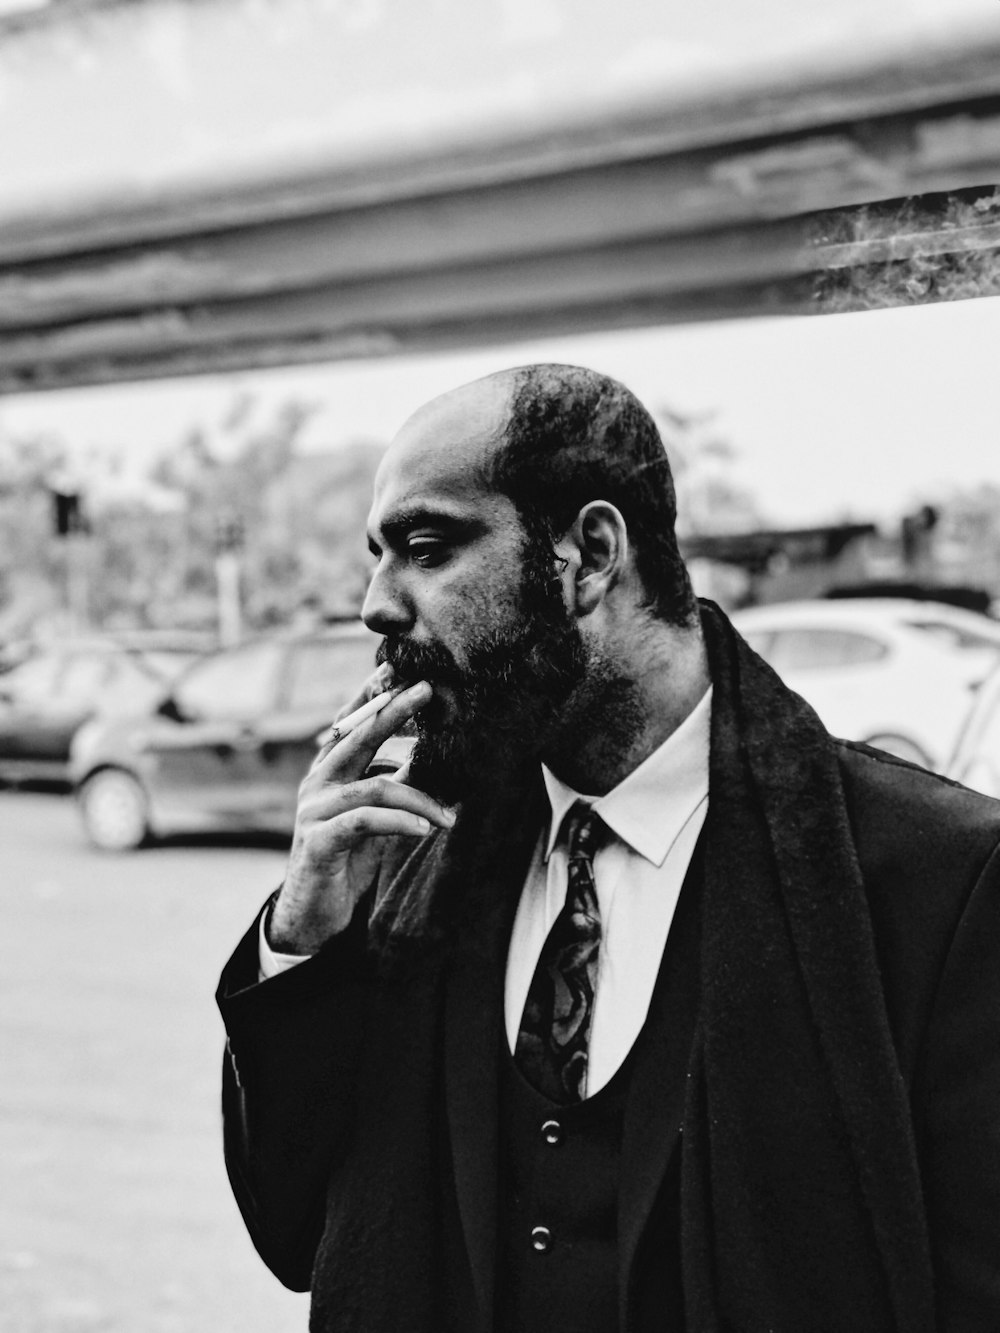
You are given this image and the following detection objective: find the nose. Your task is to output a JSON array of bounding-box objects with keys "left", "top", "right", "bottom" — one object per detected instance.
[{"left": 362, "top": 559, "right": 413, "bottom": 637}]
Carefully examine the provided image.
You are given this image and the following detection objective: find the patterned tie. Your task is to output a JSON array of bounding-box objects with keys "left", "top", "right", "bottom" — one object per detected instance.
[{"left": 514, "top": 802, "right": 604, "bottom": 1104}]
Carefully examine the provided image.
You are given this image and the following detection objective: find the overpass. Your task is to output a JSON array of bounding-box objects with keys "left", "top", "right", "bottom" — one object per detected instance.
[{"left": 2, "top": 0, "right": 999, "bottom": 392}]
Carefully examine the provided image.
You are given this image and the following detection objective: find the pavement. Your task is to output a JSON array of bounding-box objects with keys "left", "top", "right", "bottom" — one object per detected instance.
[{"left": 0, "top": 790, "right": 311, "bottom": 1333}]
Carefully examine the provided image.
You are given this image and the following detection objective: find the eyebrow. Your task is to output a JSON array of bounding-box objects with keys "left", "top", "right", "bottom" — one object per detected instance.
[{"left": 366, "top": 505, "right": 475, "bottom": 555}]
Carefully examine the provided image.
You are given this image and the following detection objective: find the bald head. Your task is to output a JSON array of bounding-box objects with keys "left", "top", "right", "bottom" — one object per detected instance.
[
  {"left": 381, "top": 370, "right": 518, "bottom": 484},
  {"left": 370, "top": 372, "right": 518, "bottom": 553},
  {"left": 397, "top": 371, "right": 516, "bottom": 441},
  {"left": 375, "top": 363, "right": 696, "bottom": 628}
]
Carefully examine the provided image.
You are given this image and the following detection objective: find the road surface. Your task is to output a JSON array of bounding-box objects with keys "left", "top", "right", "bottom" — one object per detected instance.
[{"left": 0, "top": 789, "right": 311, "bottom": 1333}]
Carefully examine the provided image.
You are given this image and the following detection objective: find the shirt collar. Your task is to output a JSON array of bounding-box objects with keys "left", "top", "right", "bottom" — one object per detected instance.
[{"left": 541, "top": 685, "right": 712, "bottom": 868}]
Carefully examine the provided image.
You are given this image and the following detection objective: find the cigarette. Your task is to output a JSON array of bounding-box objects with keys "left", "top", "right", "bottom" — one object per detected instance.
[{"left": 315, "top": 689, "right": 395, "bottom": 747}]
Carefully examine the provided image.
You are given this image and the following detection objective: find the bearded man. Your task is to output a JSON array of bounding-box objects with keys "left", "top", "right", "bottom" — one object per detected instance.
[{"left": 217, "top": 364, "right": 1000, "bottom": 1332}]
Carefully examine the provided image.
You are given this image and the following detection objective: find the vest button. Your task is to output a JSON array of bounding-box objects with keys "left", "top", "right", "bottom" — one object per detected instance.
[
  {"left": 540, "top": 1118, "right": 564, "bottom": 1146},
  {"left": 530, "top": 1225, "right": 553, "bottom": 1254}
]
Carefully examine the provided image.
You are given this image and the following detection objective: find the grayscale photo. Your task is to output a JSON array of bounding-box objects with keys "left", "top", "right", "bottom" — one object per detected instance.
[{"left": 2, "top": 1, "right": 1000, "bottom": 1330}]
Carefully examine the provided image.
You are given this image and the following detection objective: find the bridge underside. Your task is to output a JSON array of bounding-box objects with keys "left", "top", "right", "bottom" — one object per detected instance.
[{"left": 3, "top": 25, "right": 1000, "bottom": 392}]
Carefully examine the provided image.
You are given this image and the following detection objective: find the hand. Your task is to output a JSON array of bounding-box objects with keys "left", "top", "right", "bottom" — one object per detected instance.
[{"left": 268, "top": 679, "right": 455, "bottom": 954}]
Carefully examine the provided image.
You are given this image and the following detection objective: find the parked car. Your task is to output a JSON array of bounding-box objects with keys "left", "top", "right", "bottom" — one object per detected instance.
[
  {"left": 69, "top": 621, "right": 400, "bottom": 850},
  {"left": 834, "top": 597, "right": 1000, "bottom": 682},
  {"left": 946, "top": 664, "right": 1000, "bottom": 798},
  {"left": 0, "top": 633, "right": 208, "bottom": 785},
  {"left": 731, "top": 599, "right": 980, "bottom": 770}
]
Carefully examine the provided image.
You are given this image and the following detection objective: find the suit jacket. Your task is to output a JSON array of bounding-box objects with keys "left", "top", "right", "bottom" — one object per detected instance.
[{"left": 217, "top": 606, "right": 1000, "bottom": 1332}]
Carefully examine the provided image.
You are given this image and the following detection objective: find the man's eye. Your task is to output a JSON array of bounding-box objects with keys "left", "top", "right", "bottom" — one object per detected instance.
[{"left": 407, "top": 538, "right": 449, "bottom": 567}]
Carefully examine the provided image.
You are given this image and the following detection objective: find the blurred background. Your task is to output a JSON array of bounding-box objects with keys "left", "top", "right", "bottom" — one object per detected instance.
[{"left": 4, "top": 0, "right": 1000, "bottom": 1329}]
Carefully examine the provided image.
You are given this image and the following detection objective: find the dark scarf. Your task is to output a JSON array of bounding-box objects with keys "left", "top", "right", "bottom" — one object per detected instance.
[
  {"left": 681, "top": 601, "right": 934, "bottom": 1331},
  {"left": 361, "top": 600, "right": 935, "bottom": 1331}
]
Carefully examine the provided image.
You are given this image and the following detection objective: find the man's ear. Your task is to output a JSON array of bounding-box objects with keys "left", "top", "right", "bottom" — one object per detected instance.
[{"left": 554, "top": 501, "right": 629, "bottom": 615}]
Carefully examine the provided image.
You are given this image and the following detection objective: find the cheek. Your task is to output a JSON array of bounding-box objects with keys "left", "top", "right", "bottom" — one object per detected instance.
[{"left": 427, "top": 564, "right": 522, "bottom": 640}]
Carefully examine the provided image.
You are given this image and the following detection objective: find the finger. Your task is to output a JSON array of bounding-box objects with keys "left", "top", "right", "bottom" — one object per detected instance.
[
  {"left": 322, "top": 806, "right": 433, "bottom": 843},
  {"left": 373, "top": 661, "right": 395, "bottom": 693},
  {"left": 312, "top": 692, "right": 396, "bottom": 765},
  {"left": 385, "top": 757, "right": 457, "bottom": 822},
  {"left": 309, "top": 679, "right": 413, "bottom": 773},
  {"left": 301, "top": 772, "right": 455, "bottom": 830},
  {"left": 333, "top": 661, "right": 394, "bottom": 725},
  {"left": 315, "top": 681, "right": 431, "bottom": 779}
]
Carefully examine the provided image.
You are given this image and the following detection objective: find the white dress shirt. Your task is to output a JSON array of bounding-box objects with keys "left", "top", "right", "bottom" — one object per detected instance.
[
  {"left": 261, "top": 688, "right": 712, "bottom": 1097},
  {"left": 503, "top": 686, "right": 711, "bottom": 1095}
]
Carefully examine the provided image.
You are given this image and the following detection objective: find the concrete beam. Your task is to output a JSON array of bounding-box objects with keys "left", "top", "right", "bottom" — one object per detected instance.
[{"left": 2, "top": 25, "right": 1000, "bottom": 392}]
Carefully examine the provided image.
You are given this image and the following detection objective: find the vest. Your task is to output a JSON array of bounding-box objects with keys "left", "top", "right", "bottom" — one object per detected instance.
[
  {"left": 494, "top": 835, "right": 705, "bottom": 1332},
  {"left": 498, "top": 1041, "right": 633, "bottom": 1331}
]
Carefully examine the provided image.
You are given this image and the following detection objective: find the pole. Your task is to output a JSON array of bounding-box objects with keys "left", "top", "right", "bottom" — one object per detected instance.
[
  {"left": 65, "top": 531, "right": 90, "bottom": 634},
  {"left": 215, "top": 550, "right": 242, "bottom": 647}
]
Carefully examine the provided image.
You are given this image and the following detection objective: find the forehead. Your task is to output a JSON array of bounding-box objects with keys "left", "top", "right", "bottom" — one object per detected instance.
[{"left": 368, "top": 379, "right": 513, "bottom": 530}]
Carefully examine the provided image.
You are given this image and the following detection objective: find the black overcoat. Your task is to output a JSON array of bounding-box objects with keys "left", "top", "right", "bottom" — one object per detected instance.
[{"left": 217, "top": 606, "right": 1000, "bottom": 1331}]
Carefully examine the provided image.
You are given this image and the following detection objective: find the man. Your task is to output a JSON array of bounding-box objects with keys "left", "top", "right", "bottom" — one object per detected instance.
[{"left": 218, "top": 364, "right": 1000, "bottom": 1332}]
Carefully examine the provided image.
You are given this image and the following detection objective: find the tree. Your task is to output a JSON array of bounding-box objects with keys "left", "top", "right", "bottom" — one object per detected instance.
[
  {"left": 655, "top": 405, "right": 765, "bottom": 537},
  {"left": 0, "top": 428, "right": 74, "bottom": 638},
  {"left": 0, "top": 394, "right": 388, "bottom": 641}
]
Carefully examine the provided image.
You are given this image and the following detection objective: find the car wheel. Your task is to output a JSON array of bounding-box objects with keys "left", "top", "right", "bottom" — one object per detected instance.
[
  {"left": 79, "top": 768, "right": 150, "bottom": 851},
  {"left": 862, "top": 733, "right": 933, "bottom": 769}
]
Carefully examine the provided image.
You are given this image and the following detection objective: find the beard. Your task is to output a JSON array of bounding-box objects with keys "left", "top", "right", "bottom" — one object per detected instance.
[{"left": 376, "top": 546, "right": 589, "bottom": 806}]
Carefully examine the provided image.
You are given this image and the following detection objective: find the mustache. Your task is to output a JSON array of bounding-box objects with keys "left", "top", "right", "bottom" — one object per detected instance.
[{"left": 376, "top": 636, "right": 464, "bottom": 689}]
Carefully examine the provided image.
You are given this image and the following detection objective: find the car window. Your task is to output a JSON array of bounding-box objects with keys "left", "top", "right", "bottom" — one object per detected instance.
[
  {"left": 57, "top": 653, "right": 116, "bottom": 702},
  {"left": 105, "top": 656, "right": 172, "bottom": 711},
  {"left": 284, "top": 637, "right": 379, "bottom": 712},
  {"left": 0, "top": 654, "right": 63, "bottom": 700},
  {"left": 907, "top": 620, "right": 1000, "bottom": 654},
  {"left": 173, "top": 641, "right": 283, "bottom": 719},
  {"left": 767, "top": 628, "right": 888, "bottom": 672},
  {"left": 140, "top": 649, "right": 203, "bottom": 680}
]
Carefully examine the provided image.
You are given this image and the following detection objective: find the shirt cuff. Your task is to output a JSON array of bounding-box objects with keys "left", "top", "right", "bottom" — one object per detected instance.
[{"left": 257, "top": 895, "right": 314, "bottom": 981}]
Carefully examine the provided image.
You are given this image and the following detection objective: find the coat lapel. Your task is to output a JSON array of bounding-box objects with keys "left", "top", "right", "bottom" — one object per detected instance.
[
  {"left": 445, "top": 901, "right": 509, "bottom": 1329},
  {"left": 617, "top": 831, "right": 704, "bottom": 1325},
  {"left": 444, "top": 778, "right": 546, "bottom": 1331}
]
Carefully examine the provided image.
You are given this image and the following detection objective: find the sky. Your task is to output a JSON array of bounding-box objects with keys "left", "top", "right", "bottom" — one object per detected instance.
[
  {"left": 2, "top": 2, "right": 998, "bottom": 532},
  {"left": 3, "top": 0, "right": 996, "bottom": 216},
  {"left": 1, "top": 292, "right": 997, "bottom": 530}
]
